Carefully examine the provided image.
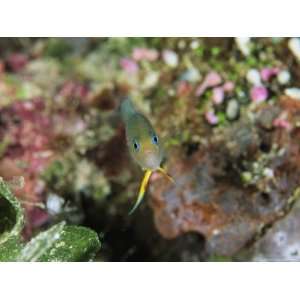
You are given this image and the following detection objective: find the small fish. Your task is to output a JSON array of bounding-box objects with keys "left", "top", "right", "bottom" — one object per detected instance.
[{"left": 120, "top": 97, "right": 174, "bottom": 214}]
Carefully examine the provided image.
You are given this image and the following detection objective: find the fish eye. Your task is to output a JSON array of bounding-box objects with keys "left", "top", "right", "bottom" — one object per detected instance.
[
  {"left": 151, "top": 135, "right": 159, "bottom": 145},
  {"left": 133, "top": 140, "right": 140, "bottom": 151}
]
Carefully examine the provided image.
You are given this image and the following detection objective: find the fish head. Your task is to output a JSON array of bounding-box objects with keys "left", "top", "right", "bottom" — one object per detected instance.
[{"left": 130, "top": 132, "right": 163, "bottom": 171}]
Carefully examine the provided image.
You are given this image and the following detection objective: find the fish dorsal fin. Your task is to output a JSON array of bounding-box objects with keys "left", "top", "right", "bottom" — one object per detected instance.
[{"left": 120, "top": 96, "right": 136, "bottom": 123}]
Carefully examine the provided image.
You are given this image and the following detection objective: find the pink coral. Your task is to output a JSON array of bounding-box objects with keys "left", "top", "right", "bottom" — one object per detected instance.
[
  {"left": 58, "top": 81, "right": 90, "bottom": 103},
  {"left": 273, "top": 117, "right": 292, "bottom": 131},
  {"left": 177, "top": 81, "right": 193, "bottom": 97},
  {"left": 0, "top": 99, "right": 57, "bottom": 237},
  {"left": 205, "top": 110, "right": 219, "bottom": 125},
  {"left": 260, "top": 67, "right": 280, "bottom": 82},
  {"left": 132, "top": 48, "right": 159, "bottom": 61},
  {"left": 195, "top": 71, "right": 222, "bottom": 97},
  {"left": 223, "top": 81, "right": 235, "bottom": 92},
  {"left": 120, "top": 58, "right": 139, "bottom": 74},
  {"left": 0, "top": 60, "right": 5, "bottom": 74},
  {"left": 212, "top": 87, "right": 224, "bottom": 104},
  {"left": 6, "top": 53, "right": 28, "bottom": 72},
  {"left": 250, "top": 86, "right": 268, "bottom": 103}
]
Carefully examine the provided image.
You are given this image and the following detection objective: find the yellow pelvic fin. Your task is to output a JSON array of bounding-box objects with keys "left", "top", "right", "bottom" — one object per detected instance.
[
  {"left": 128, "top": 169, "right": 152, "bottom": 215},
  {"left": 157, "top": 167, "right": 175, "bottom": 184}
]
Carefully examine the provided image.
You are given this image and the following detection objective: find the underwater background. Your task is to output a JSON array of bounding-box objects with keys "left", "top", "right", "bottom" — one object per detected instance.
[{"left": 1, "top": 37, "right": 300, "bottom": 261}]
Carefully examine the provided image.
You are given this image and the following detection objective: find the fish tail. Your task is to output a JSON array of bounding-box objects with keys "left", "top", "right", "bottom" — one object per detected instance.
[
  {"left": 120, "top": 96, "right": 136, "bottom": 123},
  {"left": 128, "top": 170, "right": 152, "bottom": 215}
]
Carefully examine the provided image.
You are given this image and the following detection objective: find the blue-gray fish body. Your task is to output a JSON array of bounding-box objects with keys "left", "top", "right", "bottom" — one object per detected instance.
[{"left": 120, "top": 98, "right": 163, "bottom": 170}]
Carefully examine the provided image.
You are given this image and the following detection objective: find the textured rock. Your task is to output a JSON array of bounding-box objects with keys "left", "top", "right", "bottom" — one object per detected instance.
[
  {"left": 226, "top": 99, "right": 239, "bottom": 120},
  {"left": 149, "top": 98, "right": 300, "bottom": 256},
  {"left": 285, "top": 88, "right": 300, "bottom": 100},
  {"left": 277, "top": 70, "right": 291, "bottom": 85},
  {"left": 252, "top": 191, "right": 300, "bottom": 261},
  {"left": 235, "top": 37, "right": 251, "bottom": 56}
]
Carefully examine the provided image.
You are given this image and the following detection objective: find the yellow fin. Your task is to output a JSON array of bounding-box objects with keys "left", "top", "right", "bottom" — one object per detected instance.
[
  {"left": 128, "top": 169, "right": 152, "bottom": 215},
  {"left": 157, "top": 167, "right": 175, "bottom": 184}
]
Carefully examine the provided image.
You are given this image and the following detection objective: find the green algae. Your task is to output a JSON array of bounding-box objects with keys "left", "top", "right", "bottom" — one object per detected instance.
[
  {"left": 0, "top": 177, "right": 24, "bottom": 246},
  {"left": 18, "top": 222, "right": 101, "bottom": 262}
]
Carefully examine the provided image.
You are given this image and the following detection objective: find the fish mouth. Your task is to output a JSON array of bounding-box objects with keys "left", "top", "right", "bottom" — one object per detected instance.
[
  {"left": 144, "top": 149, "right": 154, "bottom": 155},
  {"left": 143, "top": 152, "right": 161, "bottom": 170}
]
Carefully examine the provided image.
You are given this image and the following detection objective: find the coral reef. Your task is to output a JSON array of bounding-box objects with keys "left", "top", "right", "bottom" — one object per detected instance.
[{"left": 1, "top": 37, "right": 300, "bottom": 261}]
